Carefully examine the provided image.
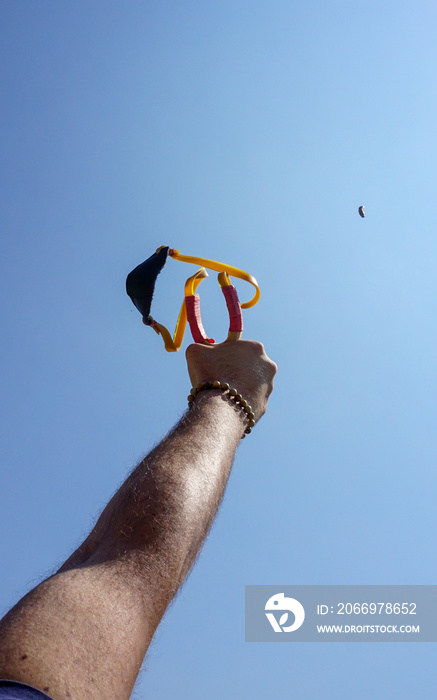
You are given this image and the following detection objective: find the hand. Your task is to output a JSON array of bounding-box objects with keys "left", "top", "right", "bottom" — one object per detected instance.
[{"left": 186, "top": 340, "right": 277, "bottom": 420}]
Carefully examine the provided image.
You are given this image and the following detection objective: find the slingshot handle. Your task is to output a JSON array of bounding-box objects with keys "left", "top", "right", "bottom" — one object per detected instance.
[
  {"left": 185, "top": 295, "right": 215, "bottom": 345},
  {"left": 185, "top": 283, "right": 243, "bottom": 345},
  {"left": 222, "top": 284, "right": 243, "bottom": 342}
]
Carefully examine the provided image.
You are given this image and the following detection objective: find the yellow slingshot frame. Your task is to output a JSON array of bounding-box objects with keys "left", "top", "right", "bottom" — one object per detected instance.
[{"left": 147, "top": 247, "right": 261, "bottom": 352}]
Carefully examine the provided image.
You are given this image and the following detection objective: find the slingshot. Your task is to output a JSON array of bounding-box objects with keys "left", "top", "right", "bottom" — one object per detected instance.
[{"left": 126, "top": 246, "right": 260, "bottom": 351}]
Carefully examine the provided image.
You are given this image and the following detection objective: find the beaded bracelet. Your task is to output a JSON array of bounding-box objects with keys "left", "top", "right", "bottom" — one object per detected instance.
[{"left": 187, "top": 381, "right": 256, "bottom": 437}]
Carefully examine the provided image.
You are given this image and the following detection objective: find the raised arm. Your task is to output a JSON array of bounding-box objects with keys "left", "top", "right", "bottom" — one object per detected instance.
[{"left": 0, "top": 340, "right": 276, "bottom": 700}]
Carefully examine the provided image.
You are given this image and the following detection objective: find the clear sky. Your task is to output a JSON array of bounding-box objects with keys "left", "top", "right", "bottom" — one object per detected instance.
[{"left": 1, "top": 1, "right": 436, "bottom": 697}]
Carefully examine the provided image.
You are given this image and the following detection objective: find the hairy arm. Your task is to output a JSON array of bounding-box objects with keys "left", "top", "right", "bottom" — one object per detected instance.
[{"left": 0, "top": 341, "right": 276, "bottom": 700}]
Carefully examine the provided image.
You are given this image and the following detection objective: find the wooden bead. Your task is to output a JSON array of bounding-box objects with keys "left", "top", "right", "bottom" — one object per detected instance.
[
  {"left": 212, "top": 380, "right": 221, "bottom": 388},
  {"left": 221, "top": 382, "right": 230, "bottom": 391}
]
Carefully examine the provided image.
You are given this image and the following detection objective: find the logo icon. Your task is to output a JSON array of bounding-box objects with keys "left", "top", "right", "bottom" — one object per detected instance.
[{"left": 265, "top": 593, "right": 305, "bottom": 632}]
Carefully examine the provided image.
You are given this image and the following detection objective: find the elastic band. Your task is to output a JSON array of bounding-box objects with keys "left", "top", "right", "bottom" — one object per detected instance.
[{"left": 168, "top": 248, "right": 260, "bottom": 309}]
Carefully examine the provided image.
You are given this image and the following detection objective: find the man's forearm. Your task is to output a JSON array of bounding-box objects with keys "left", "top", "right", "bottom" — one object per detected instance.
[{"left": 59, "top": 391, "right": 244, "bottom": 619}]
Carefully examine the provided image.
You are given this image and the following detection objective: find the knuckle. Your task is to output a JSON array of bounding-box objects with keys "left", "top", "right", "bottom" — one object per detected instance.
[
  {"left": 185, "top": 343, "right": 196, "bottom": 360},
  {"left": 185, "top": 343, "right": 204, "bottom": 360},
  {"left": 269, "top": 360, "right": 278, "bottom": 375},
  {"left": 250, "top": 341, "right": 265, "bottom": 356}
]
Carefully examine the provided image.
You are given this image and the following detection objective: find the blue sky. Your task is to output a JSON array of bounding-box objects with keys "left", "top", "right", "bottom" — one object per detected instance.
[{"left": 1, "top": 1, "right": 436, "bottom": 697}]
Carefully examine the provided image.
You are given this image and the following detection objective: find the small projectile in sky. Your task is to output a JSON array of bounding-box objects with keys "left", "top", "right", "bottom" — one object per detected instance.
[{"left": 358, "top": 205, "right": 365, "bottom": 218}]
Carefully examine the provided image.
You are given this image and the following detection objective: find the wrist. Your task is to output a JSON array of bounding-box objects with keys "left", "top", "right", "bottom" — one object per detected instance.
[{"left": 187, "top": 381, "right": 255, "bottom": 438}]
